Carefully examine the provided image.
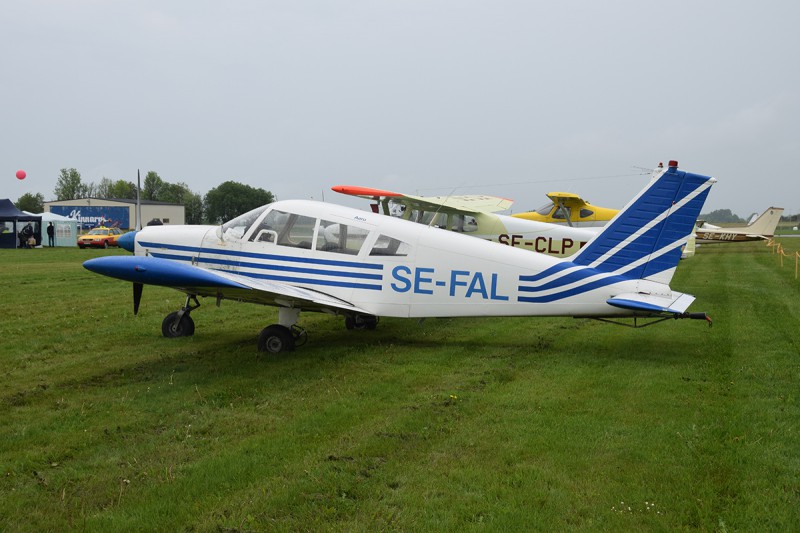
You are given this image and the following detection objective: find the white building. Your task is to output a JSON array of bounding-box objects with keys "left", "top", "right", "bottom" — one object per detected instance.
[{"left": 44, "top": 198, "right": 185, "bottom": 230}]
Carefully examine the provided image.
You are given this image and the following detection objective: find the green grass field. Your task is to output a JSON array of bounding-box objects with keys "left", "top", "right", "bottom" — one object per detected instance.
[{"left": 1, "top": 243, "right": 798, "bottom": 531}]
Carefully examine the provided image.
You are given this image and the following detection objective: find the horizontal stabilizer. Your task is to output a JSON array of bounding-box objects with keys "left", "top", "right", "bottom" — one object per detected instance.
[{"left": 607, "top": 292, "right": 695, "bottom": 315}]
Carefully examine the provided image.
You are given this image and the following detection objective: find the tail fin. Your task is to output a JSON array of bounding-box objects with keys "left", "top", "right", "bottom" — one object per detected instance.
[
  {"left": 570, "top": 161, "right": 715, "bottom": 284},
  {"left": 743, "top": 207, "right": 783, "bottom": 237}
]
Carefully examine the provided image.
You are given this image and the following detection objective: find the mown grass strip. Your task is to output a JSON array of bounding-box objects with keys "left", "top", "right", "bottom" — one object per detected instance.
[{"left": 0, "top": 244, "right": 797, "bottom": 531}]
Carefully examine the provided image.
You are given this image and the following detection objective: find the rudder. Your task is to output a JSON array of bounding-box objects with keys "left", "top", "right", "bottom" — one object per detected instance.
[{"left": 570, "top": 161, "right": 715, "bottom": 283}]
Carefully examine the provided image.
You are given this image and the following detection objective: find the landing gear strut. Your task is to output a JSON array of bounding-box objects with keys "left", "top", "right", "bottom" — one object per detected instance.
[{"left": 162, "top": 295, "right": 200, "bottom": 338}]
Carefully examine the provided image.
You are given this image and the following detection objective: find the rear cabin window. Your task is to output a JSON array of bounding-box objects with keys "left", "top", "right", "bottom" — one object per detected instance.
[
  {"left": 369, "top": 234, "right": 410, "bottom": 256},
  {"left": 449, "top": 214, "right": 477, "bottom": 232},
  {"left": 579, "top": 209, "right": 594, "bottom": 219}
]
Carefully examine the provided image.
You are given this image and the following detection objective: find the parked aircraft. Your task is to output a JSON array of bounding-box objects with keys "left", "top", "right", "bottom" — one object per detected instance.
[
  {"left": 695, "top": 206, "right": 784, "bottom": 243},
  {"left": 333, "top": 167, "right": 701, "bottom": 260},
  {"left": 84, "top": 161, "right": 715, "bottom": 354},
  {"left": 512, "top": 191, "right": 619, "bottom": 228},
  {"left": 331, "top": 185, "right": 598, "bottom": 257}
]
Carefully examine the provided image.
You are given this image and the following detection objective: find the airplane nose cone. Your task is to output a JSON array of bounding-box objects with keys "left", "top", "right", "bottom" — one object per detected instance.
[{"left": 118, "top": 231, "right": 137, "bottom": 252}]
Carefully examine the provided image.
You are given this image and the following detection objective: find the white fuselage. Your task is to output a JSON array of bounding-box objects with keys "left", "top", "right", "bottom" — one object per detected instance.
[{"left": 133, "top": 200, "right": 657, "bottom": 320}]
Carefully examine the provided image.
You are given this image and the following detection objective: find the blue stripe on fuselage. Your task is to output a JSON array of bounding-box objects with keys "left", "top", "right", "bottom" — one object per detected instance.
[
  {"left": 142, "top": 243, "right": 384, "bottom": 291},
  {"left": 138, "top": 241, "right": 384, "bottom": 271}
]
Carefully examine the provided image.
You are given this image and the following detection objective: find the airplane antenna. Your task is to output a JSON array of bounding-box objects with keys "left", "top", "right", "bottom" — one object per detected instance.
[{"left": 136, "top": 169, "right": 143, "bottom": 230}]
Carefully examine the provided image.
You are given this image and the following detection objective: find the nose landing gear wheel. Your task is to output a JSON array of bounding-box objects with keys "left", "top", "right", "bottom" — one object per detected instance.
[{"left": 162, "top": 311, "right": 195, "bottom": 337}]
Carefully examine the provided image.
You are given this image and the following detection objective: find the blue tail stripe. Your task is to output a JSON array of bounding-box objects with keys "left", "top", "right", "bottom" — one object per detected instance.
[
  {"left": 519, "top": 186, "right": 709, "bottom": 289},
  {"left": 572, "top": 168, "right": 711, "bottom": 272},
  {"left": 519, "top": 262, "right": 575, "bottom": 283},
  {"left": 518, "top": 272, "right": 631, "bottom": 303},
  {"left": 517, "top": 165, "right": 714, "bottom": 303},
  {"left": 519, "top": 265, "right": 599, "bottom": 292}
]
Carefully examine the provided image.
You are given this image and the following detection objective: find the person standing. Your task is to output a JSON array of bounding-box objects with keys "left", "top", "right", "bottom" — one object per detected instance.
[{"left": 47, "top": 222, "right": 55, "bottom": 247}]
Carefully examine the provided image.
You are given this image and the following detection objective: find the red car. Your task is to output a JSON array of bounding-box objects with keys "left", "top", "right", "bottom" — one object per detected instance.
[{"left": 77, "top": 227, "right": 123, "bottom": 249}]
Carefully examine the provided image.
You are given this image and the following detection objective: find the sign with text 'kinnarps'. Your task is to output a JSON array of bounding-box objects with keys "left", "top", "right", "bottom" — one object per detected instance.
[{"left": 50, "top": 206, "right": 129, "bottom": 229}]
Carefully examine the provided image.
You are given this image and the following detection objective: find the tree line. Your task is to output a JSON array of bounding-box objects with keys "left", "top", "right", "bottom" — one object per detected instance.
[
  {"left": 699, "top": 208, "right": 798, "bottom": 224},
  {"left": 13, "top": 168, "right": 275, "bottom": 225}
]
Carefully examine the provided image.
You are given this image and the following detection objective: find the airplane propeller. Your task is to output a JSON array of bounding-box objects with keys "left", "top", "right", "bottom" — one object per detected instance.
[
  {"left": 132, "top": 169, "right": 144, "bottom": 315},
  {"left": 133, "top": 282, "right": 143, "bottom": 315}
]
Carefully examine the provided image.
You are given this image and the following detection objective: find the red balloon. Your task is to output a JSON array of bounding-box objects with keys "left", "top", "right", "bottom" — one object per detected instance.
[{"left": 16, "top": 170, "right": 26, "bottom": 180}]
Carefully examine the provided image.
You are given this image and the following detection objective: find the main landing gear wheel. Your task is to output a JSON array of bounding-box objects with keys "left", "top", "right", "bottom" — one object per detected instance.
[
  {"left": 162, "top": 311, "right": 195, "bottom": 337},
  {"left": 258, "top": 325, "right": 295, "bottom": 353},
  {"left": 345, "top": 315, "right": 379, "bottom": 330}
]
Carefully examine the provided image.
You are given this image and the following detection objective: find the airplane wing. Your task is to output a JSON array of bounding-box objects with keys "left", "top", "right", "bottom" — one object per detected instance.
[
  {"left": 83, "top": 256, "right": 372, "bottom": 315},
  {"left": 332, "top": 185, "right": 513, "bottom": 214},
  {"left": 545, "top": 192, "right": 589, "bottom": 208}
]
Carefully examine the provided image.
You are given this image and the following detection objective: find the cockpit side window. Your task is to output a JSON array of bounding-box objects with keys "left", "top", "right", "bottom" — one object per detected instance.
[
  {"left": 316, "top": 220, "right": 367, "bottom": 255},
  {"left": 552, "top": 206, "right": 571, "bottom": 220},
  {"left": 251, "top": 210, "right": 316, "bottom": 249}
]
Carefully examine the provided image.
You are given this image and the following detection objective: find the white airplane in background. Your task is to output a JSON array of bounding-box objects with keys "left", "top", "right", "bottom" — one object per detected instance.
[
  {"left": 696, "top": 206, "right": 784, "bottom": 243},
  {"left": 84, "top": 160, "right": 715, "bottom": 354}
]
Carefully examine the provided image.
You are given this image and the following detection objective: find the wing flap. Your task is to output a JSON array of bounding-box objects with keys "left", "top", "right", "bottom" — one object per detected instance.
[{"left": 211, "top": 269, "right": 372, "bottom": 313}]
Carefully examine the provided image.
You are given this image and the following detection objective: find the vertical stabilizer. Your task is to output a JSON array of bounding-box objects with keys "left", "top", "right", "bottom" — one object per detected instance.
[
  {"left": 743, "top": 207, "right": 783, "bottom": 237},
  {"left": 570, "top": 161, "right": 715, "bottom": 283}
]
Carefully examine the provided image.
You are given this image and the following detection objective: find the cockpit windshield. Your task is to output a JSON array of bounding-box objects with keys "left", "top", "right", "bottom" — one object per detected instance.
[
  {"left": 221, "top": 205, "right": 270, "bottom": 240},
  {"left": 535, "top": 202, "right": 554, "bottom": 216}
]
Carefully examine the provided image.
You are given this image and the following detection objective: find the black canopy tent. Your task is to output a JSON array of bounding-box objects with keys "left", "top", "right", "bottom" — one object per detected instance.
[{"left": 0, "top": 199, "right": 42, "bottom": 248}]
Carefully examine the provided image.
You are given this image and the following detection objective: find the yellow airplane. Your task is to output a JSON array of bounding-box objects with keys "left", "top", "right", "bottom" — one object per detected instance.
[{"left": 512, "top": 191, "right": 619, "bottom": 228}]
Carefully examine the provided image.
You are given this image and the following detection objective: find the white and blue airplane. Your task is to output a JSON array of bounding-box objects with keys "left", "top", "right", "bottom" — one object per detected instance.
[{"left": 84, "top": 160, "right": 715, "bottom": 353}]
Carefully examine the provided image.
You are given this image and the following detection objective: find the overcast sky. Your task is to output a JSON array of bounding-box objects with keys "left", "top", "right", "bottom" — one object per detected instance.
[{"left": 2, "top": 1, "right": 798, "bottom": 217}]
